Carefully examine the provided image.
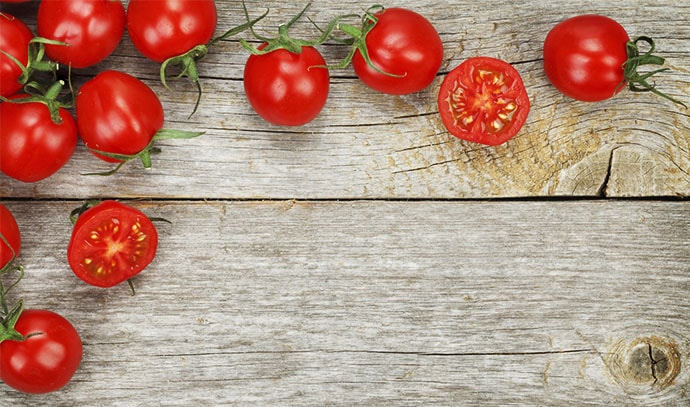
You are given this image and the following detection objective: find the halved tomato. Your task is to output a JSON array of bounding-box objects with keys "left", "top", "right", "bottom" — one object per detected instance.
[
  {"left": 437, "top": 56, "right": 530, "bottom": 146},
  {"left": 67, "top": 200, "right": 158, "bottom": 288}
]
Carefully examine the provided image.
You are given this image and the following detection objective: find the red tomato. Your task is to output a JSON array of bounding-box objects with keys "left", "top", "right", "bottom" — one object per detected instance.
[
  {"left": 0, "top": 95, "right": 78, "bottom": 182},
  {"left": 437, "top": 57, "right": 531, "bottom": 146},
  {"left": 0, "top": 203, "right": 21, "bottom": 269},
  {"left": 543, "top": 15, "right": 631, "bottom": 102},
  {"left": 0, "top": 309, "right": 82, "bottom": 394},
  {"left": 126, "top": 0, "right": 217, "bottom": 63},
  {"left": 352, "top": 7, "right": 443, "bottom": 95},
  {"left": 67, "top": 200, "right": 158, "bottom": 288},
  {"left": 76, "top": 70, "right": 164, "bottom": 163},
  {"left": 37, "top": 0, "right": 125, "bottom": 69},
  {"left": 244, "top": 45, "right": 330, "bottom": 126},
  {"left": 0, "top": 13, "right": 33, "bottom": 97}
]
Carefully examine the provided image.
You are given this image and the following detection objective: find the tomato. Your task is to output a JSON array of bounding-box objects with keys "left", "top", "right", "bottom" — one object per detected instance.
[
  {"left": 126, "top": 0, "right": 217, "bottom": 63},
  {"left": 543, "top": 15, "right": 634, "bottom": 102},
  {"left": 37, "top": 0, "right": 125, "bottom": 69},
  {"left": 351, "top": 7, "right": 443, "bottom": 95},
  {"left": 244, "top": 44, "right": 330, "bottom": 126},
  {"left": 67, "top": 200, "right": 158, "bottom": 288},
  {"left": 437, "top": 57, "right": 530, "bottom": 146},
  {"left": 0, "top": 204, "right": 21, "bottom": 269},
  {"left": 0, "top": 94, "right": 78, "bottom": 182},
  {"left": 0, "top": 13, "right": 33, "bottom": 97},
  {"left": 76, "top": 70, "right": 164, "bottom": 163},
  {"left": 0, "top": 309, "right": 82, "bottom": 394}
]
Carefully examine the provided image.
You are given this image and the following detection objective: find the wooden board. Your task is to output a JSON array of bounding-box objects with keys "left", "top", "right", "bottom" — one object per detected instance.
[{"left": 1, "top": 0, "right": 689, "bottom": 405}]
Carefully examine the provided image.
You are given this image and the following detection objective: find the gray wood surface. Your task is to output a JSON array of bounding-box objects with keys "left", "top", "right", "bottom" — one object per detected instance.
[{"left": 1, "top": 0, "right": 689, "bottom": 405}]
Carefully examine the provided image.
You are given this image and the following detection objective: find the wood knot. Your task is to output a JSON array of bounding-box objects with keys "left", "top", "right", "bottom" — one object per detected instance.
[{"left": 606, "top": 335, "right": 682, "bottom": 392}]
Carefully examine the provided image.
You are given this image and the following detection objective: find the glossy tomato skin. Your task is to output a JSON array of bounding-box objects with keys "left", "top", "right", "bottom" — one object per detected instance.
[
  {"left": 127, "top": 0, "right": 217, "bottom": 63},
  {"left": 543, "top": 15, "right": 629, "bottom": 102},
  {"left": 67, "top": 200, "right": 158, "bottom": 288},
  {"left": 437, "top": 57, "right": 530, "bottom": 146},
  {"left": 0, "top": 96, "right": 78, "bottom": 182},
  {"left": 0, "top": 204, "right": 21, "bottom": 269},
  {"left": 352, "top": 8, "right": 443, "bottom": 95},
  {"left": 0, "top": 14, "right": 33, "bottom": 97},
  {"left": 37, "top": 0, "right": 125, "bottom": 69},
  {"left": 244, "top": 45, "right": 330, "bottom": 126},
  {"left": 76, "top": 70, "right": 164, "bottom": 162},
  {"left": 0, "top": 309, "right": 82, "bottom": 394}
]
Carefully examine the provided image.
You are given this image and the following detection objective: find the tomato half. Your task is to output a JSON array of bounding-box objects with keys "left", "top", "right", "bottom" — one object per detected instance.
[
  {"left": 37, "top": 0, "right": 126, "bottom": 69},
  {"left": 0, "top": 204, "right": 21, "bottom": 269},
  {"left": 67, "top": 200, "right": 158, "bottom": 288},
  {"left": 0, "top": 309, "right": 82, "bottom": 394},
  {"left": 0, "top": 95, "right": 78, "bottom": 182},
  {"left": 126, "top": 0, "right": 217, "bottom": 63},
  {"left": 352, "top": 7, "right": 443, "bottom": 95},
  {"left": 243, "top": 45, "right": 330, "bottom": 126},
  {"left": 437, "top": 57, "right": 530, "bottom": 146},
  {"left": 0, "top": 13, "right": 33, "bottom": 97},
  {"left": 76, "top": 70, "right": 164, "bottom": 163},
  {"left": 543, "top": 15, "right": 630, "bottom": 102}
]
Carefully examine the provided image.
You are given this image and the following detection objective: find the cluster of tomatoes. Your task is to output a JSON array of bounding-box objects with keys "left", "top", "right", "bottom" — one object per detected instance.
[{"left": 1, "top": 0, "right": 685, "bottom": 396}]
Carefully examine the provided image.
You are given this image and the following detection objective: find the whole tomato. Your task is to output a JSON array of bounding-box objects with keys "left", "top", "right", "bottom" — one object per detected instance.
[
  {"left": 0, "top": 93, "right": 78, "bottom": 183},
  {"left": 0, "top": 203, "right": 21, "bottom": 269},
  {"left": 37, "top": 0, "right": 126, "bottom": 69},
  {"left": 244, "top": 44, "right": 330, "bottom": 126},
  {"left": 0, "top": 13, "right": 33, "bottom": 97},
  {"left": 351, "top": 7, "right": 443, "bottom": 95},
  {"left": 0, "top": 309, "right": 82, "bottom": 394},
  {"left": 76, "top": 70, "right": 164, "bottom": 163}
]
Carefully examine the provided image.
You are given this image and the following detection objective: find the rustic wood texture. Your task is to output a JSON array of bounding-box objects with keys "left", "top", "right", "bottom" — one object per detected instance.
[{"left": 1, "top": 0, "right": 689, "bottom": 405}]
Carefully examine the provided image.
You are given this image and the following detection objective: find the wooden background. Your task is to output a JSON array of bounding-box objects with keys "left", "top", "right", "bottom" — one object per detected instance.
[{"left": 1, "top": 0, "right": 689, "bottom": 405}]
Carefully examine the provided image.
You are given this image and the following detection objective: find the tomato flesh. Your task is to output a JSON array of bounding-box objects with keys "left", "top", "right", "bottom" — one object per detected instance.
[
  {"left": 67, "top": 200, "right": 158, "bottom": 288},
  {"left": 438, "top": 57, "right": 530, "bottom": 146}
]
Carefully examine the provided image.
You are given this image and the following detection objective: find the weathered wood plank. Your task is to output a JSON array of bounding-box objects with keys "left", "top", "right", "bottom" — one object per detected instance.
[
  {"left": 1, "top": 200, "right": 688, "bottom": 405},
  {"left": 1, "top": 0, "right": 688, "bottom": 199}
]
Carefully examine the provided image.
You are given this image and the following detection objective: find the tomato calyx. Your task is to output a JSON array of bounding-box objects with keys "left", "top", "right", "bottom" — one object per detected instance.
[
  {"left": 622, "top": 36, "right": 686, "bottom": 108},
  {"left": 83, "top": 128, "right": 205, "bottom": 176},
  {"left": 0, "top": 36, "right": 66, "bottom": 89},
  {"left": 0, "top": 79, "right": 73, "bottom": 124}
]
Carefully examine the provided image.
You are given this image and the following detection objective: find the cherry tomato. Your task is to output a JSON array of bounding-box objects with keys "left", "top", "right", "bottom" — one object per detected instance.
[
  {"left": 76, "top": 70, "right": 164, "bottom": 163},
  {"left": 0, "top": 204, "right": 21, "bottom": 269},
  {"left": 0, "top": 13, "right": 33, "bottom": 97},
  {"left": 352, "top": 7, "right": 443, "bottom": 95},
  {"left": 37, "top": 0, "right": 125, "bottom": 69},
  {"left": 437, "top": 57, "right": 531, "bottom": 146},
  {"left": 543, "top": 15, "right": 631, "bottom": 102},
  {"left": 244, "top": 44, "right": 330, "bottom": 126},
  {"left": 0, "top": 309, "right": 82, "bottom": 394},
  {"left": 0, "top": 95, "right": 78, "bottom": 182},
  {"left": 126, "top": 0, "right": 217, "bottom": 63},
  {"left": 67, "top": 200, "right": 158, "bottom": 288}
]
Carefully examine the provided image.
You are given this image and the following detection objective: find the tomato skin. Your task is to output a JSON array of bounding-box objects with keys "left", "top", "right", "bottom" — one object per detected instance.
[
  {"left": 0, "top": 309, "right": 82, "bottom": 394},
  {"left": 0, "top": 13, "right": 33, "bottom": 97},
  {"left": 67, "top": 200, "right": 158, "bottom": 288},
  {"left": 352, "top": 8, "right": 443, "bottom": 95},
  {"left": 76, "top": 70, "right": 164, "bottom": 162},
  {"left": 437, "top": 57, "right": 530, "bottom": 146},
  {"left": 243, "top": 45, "right": 330, "bottom": 126},
  {"left": 37, "top": 0, "right": 125, "bottom": 69},
  {"left": 0, "top": 96, "right": 78, "bottom": 182},
  {"left": 543, "top": 15, "right": 629, "bottom": 102},
  {"left": 127, "top": 0, "right": 217, "bottom": 63},
  {"left": 0, "top": 204, "right": 21, "bottom": 269}
]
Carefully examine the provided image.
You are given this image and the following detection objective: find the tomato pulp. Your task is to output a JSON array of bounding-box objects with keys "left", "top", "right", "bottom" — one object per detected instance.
[{"left": 437, "top": 57, "right": 530, "bottom": 146}]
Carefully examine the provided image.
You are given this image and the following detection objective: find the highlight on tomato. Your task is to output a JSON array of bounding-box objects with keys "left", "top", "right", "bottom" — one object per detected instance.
[
  {"left": 67, "top": 200, "right": 159, "bottom": 288},
  {"left": 543, "top": 14, "right": 685, "bottom": 107},
  {"left": 37, "top": 0, "right": 126, "bottom": 69},
  {"left": 437, "top": 56, "right": 531, "bottom": 146},
  {"left": 0, "top": 81, "right": 78, "bottom": 183},
  {"left": 0, "top": 13, "right": 33, "bottom": 97}
]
